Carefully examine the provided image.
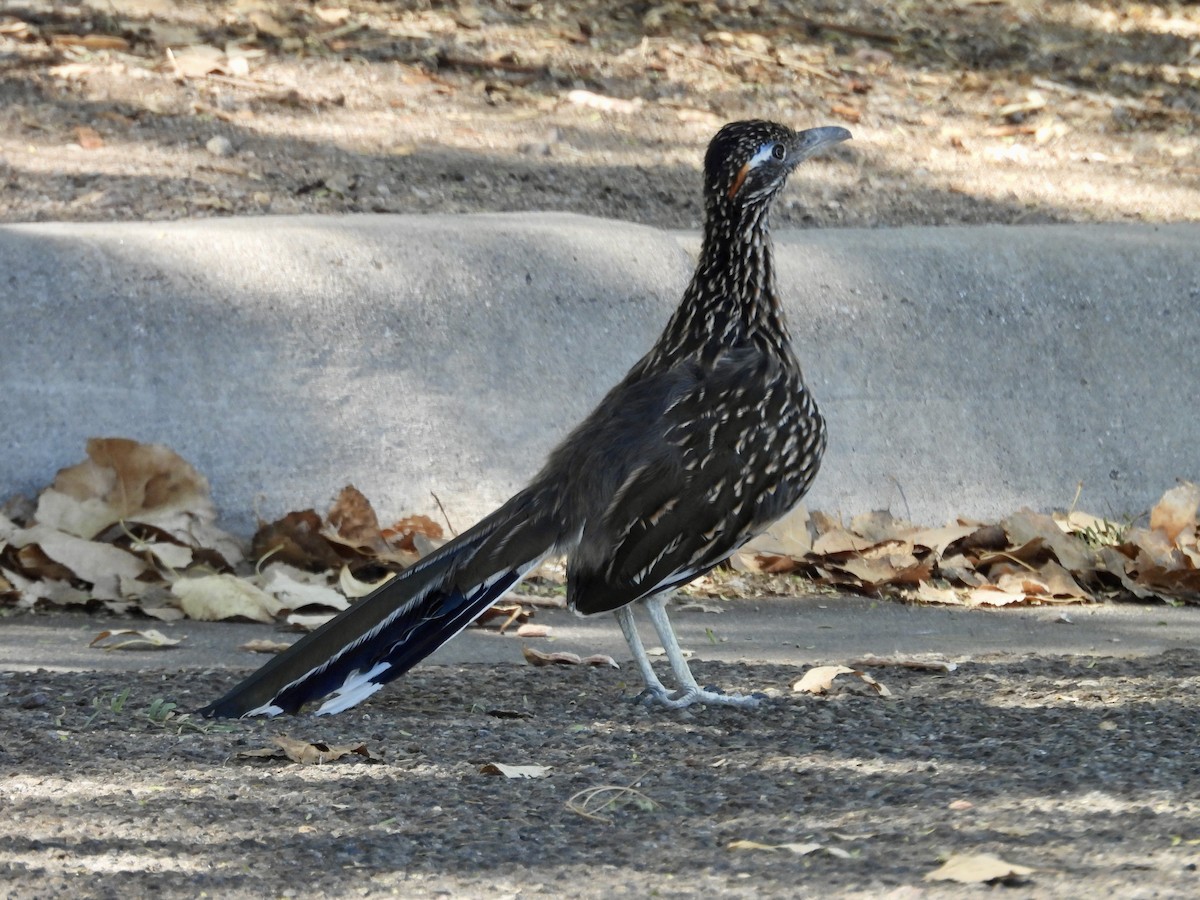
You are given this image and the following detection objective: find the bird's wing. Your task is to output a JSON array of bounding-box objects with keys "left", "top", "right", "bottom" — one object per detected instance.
[{"left": 567, "top": 347, "right": 815, "bottom": 615}]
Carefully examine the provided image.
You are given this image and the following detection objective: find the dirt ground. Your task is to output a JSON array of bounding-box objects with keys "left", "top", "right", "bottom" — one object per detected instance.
[
  {"left": 3, "top": 1, "right": 1200, "bottom": 897},
  {"left": 0, "top": 0, "right": 1196, "bottom": 228},
  {"left": 2, "top": 652, "right": 1200, "bottom": 898}
]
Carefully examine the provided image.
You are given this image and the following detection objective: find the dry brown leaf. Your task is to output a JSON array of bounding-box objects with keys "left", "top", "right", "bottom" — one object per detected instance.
[
  {"left": 521, "top": 647, "right": 618, "bottom": 668},
  {"left": 130, "top": 538, "right": 194, "bottom": 571},
  {"left": 479, "top": 763, "right": 551, "bottom": 778},
  {"left": 35, "top": 438, "right": 242, "bottom": 565},
  {"left": 51, "top": 33, "right": 130, "bottom": 51},
  {"left": 833, "top": 554, "right": 930, "bottom": 588},
  {"left": 314, "top": 7, "right": 352, "bottom": 25},
  {"left": 286, "top": 612, "right": 336, "bottom": 631},
  {"left": 1150, "top": 482, "right": 1200, "bottom": 542},
  {"left": 1096, "top": 545, "right": 1158, "bottom": 599},
  {"left": 10, "top": 524, "right": 147, "bottom": 586},
  {"left": 74, "top": 125, "right": 104, "bottom": 149},
  {"left": 1001, "top": 509, "right": 1093, "bottom": 571},
  {"left": 238, "top": 736, "right": 380, "bottom": 765},
  {"left": 239, "top": 638, "right": 294, "bottom": 654},
  {"left": 252, "top": 509, "right": 344, "bottom": 571},
  {"left": 793, "top": 665, "right": 891, "bottom": 697},
  {"left": 964, "top": 586, "right": 1029, "bottom": 606},
  {"left": 383, "top": 514, "right": 445, "bottom": 553},
  {"left": 169, "top": 45, "right": 227, "bottom": 78},
  {"left": 990, "top": 559, "right": 1091, "bottom": 602},
  {"left": 257, "top": 566, "right": 349, "bottom": 612},
  {"left": 37, "top": 438, "right": 209, "bottom": 536},
  {"left": 171, "top": 573, "right": 283, "bottom": 622},
  {"left": 523, "top": 647, "right": 582, "bottom": 666},
  {"left": 925, "top": 852, "right": 1033, "bottom": 883},
  {"left": 731, "top": 551, "right": 800, "bottom": 574},
  {"left": 812, "top": 526, "right": 868, "bottom": 556},
  {"left": 565, "top": 89, "right": 641, "bottom": 114},
  {"left": 1126, "top": 527, "right": 1184, "bottom": 570},
  {"left": 728, "top": 838, "right": 851, "bottom": 858},
  {"left": 580, "top": 654, "right": 620, "bottom": 668},
  {"left": 849, "top": 510, "right": 913, "bottom": 543},
  {"left": 515, "top": 623, "right": 551, "bottom": 638},
  {"left": 338, "top": 565, "right": 393, "bottom": 598},
  {"left": 325, "top": 485, "right": 385, "bottom": 550},
  {"left": 90, "top": 628, "right": 183, "bottom": 651},
  {"left": 937, "top": 556, "right": 989, "bottom": 587},
  {"left": 740, "top": 504, "right": 813, "bottom": 558},
  {"left": 1135, "top": 563, "right": 1200, "bottom": 599},
  {"left": 907, "top": 582, "right": 961, "bottom": 604},
  {"left": 477, "top": 602, "right": 529, "bottom": 631},
  {"left": 910, "top": 524, "right": 978, "bottom": 558},
  {"left": 17, "top": 577, "right": 91, "bottom": 607}
]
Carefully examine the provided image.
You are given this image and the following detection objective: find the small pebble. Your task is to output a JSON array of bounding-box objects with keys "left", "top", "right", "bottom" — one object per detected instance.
[
  {"left": 19, "top": 691, "right": 49, "bottom": 709},
  {"left": 205, "top": 135, "right": 234, "bottom": 158}
]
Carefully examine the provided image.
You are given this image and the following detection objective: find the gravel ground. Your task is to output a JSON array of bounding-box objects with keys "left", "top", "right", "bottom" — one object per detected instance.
[{"left": 3, "top": 651, "right": 1200, "bottom": 898}]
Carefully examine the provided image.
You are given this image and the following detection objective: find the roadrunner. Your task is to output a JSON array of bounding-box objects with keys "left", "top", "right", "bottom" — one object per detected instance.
[{"left": 202, "top": 120, "right": 850, "bottom": 717}]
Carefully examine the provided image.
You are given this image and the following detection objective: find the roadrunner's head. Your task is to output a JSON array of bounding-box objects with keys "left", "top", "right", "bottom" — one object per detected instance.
[{"left": 705, "top": 120, "right": 851, "bottom": 212}]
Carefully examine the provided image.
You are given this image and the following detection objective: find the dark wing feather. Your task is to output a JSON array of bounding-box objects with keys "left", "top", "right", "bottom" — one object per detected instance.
[{"left": 568, "top": 345, "right": 822, "bottom": 615}]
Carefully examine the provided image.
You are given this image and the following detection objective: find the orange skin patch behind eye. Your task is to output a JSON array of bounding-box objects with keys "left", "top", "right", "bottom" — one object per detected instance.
[{"left": 727, "top": 161, "right": 751, "bottom": 200}]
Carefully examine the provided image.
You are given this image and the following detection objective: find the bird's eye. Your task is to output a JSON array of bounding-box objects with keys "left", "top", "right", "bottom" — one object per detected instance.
[{"left": 771, "top": 143, "right": 786, "bottom": 161}]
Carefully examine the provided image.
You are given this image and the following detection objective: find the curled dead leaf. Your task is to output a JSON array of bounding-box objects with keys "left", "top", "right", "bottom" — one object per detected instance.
[
  {"left": 925, "top": 852, "right": 1033, "bottom": 884},
  {"left": 793, "top": 665, "right": 892, "bottom": 697},
  {"left": 383, "top": 514, "right": 445, "bottom": 554},
  {"left": 1150, "top": 482, "right": 1200, "bottom": 542},
  {"left": 257, "top": 566, "right": 349, "bottom": 613},
  {"left": 522, "top": 647, "right": 618, "bottom": 668},
  {"left": 239, "top": 639, "right": 293, "bottom": 654},
  {"left": 38, "top": 438, "right": 217, "bottom": 539},
  {"left": 338, "top": 565, "right": 393, "bottom": 598},
  {"left": 10, "top": 524, "right": 147, "bottom": 585},
  {"left": 171, "top": 573, "right": 283, "bottom": 623},
  {"left": 252, "top": 509, "right": 344, "bottom": 571},
  {"left": 325, "top": 485, "right": 386, "bottom": 551},
  {"left": 728, "top": 839, "right": 851, "bottom": 858},
  {"left": 90, "top": 628, "right": 183, "bottom": 651},
  {"left": 285, "top": 612, "right": 337, "bottom": 631}
]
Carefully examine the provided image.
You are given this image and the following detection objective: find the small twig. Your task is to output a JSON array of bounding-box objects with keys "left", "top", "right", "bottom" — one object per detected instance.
[
  {"left": 1068, "top": 480, "right": 1084, "bottom": 516},
  {"left": 430, "top": 491, "right": 457, "bottom": 538},
  {"left": 496, "top": 604, "right": 526, "bottom": 634},
  {"left": 888, "top": 474, "right": 913, "bottom": 524},
  {"left": 566, "top": 773, "right": 657, "bottom": 824}
]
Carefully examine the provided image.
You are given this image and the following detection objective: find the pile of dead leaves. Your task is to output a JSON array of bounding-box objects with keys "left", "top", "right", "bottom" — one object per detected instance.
[
  {"left": 736, "top": 482, "right": 1200, "bottom": 607},
  {"left": 3, "top": 439, "right": 1198, "bottom": 626},
  {"left": 0, "top": 437, "right": 443, "bottom": 627}
]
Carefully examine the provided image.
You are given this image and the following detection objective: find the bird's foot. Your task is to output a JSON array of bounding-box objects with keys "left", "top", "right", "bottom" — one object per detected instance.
[{"left": 635, "top": 685, "right": 763, "bottom": 709}]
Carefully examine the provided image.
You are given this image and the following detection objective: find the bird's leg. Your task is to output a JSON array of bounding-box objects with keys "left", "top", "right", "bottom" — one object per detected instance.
[
  {"left": 614, "top": 605, "right": 672, "bottom": 703},
  {"left": 642, "top": 594, "right": 760, "bottom": 708}
]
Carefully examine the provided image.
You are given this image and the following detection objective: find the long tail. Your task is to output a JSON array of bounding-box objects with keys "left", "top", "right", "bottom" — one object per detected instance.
[{"left": 199, "top": 491, "right": 559, "bottom": 718}]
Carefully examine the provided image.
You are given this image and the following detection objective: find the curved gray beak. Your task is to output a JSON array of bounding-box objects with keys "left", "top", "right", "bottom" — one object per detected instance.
[{"left": 792, "top": 126, "right": 853, "bottom": 161}]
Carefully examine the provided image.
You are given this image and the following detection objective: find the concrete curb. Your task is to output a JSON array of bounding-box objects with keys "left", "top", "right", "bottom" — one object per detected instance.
[{"left": 3, "top": 214, "right": 1197, "bottom": 534}]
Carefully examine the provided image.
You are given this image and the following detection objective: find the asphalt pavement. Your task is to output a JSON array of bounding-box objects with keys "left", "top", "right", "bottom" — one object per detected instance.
[{"left": 3, "top": 596, "right": 1197, "bottom": 681}]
